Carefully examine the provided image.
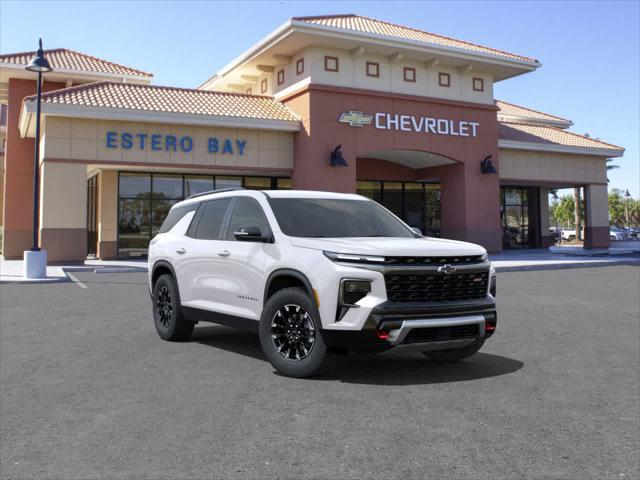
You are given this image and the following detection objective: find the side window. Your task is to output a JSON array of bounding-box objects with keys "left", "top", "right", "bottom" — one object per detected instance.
[
  {"left": 226, "top": 198, "right": 270, "bottom": 240},
  {"left": 192, "top": 198, "right": 231, "bottom": 240},
  {"left": 158, "top": 203, "right": 199, "bottom": 234}
]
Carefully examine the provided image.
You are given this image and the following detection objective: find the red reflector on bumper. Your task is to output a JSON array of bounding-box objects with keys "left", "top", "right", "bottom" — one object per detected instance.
[{"left": 376, "top": 330, "right": 390, "bottom": 340}]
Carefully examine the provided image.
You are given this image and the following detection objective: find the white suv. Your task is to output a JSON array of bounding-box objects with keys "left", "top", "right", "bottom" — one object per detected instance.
[{"left": 148, "top": 188, "right": 497, "bottom": 378}]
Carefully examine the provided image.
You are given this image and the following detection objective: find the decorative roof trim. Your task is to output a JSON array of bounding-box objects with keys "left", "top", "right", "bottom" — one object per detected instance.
[
  {"left": 499, "top": 140, "right": 623, "bottom": 158},
  {"left": 0, "top": 47, "right": 152, "bottom": 78},
  {"left": 20, "top": 102, "right": 300, "bottom": 138},
  {"left": 293, "top": 14, "right": 539, "bottom": 63}
]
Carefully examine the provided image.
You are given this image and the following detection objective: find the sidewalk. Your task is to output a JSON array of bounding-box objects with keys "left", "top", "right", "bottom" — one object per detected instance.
[
  {"left": 489, "top": 249, "right": 639, "bottom": 272},
  {"left": 0, "top": 258, "right": 147, "bottom": 284}
]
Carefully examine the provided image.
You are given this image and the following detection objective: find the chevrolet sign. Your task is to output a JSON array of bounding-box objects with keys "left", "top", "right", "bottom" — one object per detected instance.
[
  {"left": 339, "top": 111, "right": 480, "bottom": 137},
  {"left": 338, "top": 111, "right": 373, "bottom": 127}
]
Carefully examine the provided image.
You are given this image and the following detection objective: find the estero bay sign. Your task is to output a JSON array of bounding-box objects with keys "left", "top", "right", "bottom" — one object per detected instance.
[
  {"left": 339, "top": 111, "right": 480, "bottom": 137},
  {"left": 105, "top": 131, "right": 248, "bottom": 155}
]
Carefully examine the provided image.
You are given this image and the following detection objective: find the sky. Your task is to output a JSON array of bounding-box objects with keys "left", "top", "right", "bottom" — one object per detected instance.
[{"left": 1, "top": 0, "right": 638, "bottom": 197}]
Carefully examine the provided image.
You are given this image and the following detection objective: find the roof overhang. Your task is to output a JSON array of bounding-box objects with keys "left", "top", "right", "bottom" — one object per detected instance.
[
  {"left": 497, "top": 114, "right": 573, "bottom": 129},
  {"left": 0, "top": 62, "right": 153, "bottom": 86},
  {"left": 498, "top": 139, "right": 624, "bottom": 158},
  {"left": 19, "top": 99, "right": 301, "bottom": 138},
  {"left": 200, "top": 19, "right": 540, "bottom": 89}
]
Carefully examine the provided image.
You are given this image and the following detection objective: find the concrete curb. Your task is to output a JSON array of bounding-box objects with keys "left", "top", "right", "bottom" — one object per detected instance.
[
  {"left": 95, "top": 267, "right": 148, "bottom": 274},
  {"left": 494, "top": 259, "right": 640, "bottom": 273}
]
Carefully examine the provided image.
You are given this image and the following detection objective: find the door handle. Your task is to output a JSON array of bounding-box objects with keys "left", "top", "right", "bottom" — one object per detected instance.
[
  {"left": 176, "top": 248, "right": 187, "bottom": 255},
  {"left": 217, "top": 250, "right": 231, "bottom": 257}
]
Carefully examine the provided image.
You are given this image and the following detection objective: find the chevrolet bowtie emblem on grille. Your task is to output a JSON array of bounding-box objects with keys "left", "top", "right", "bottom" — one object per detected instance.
[
  {"left": 437, "top": 264, "right": 457, "bottom": 275},
  {"left": 338, "top": 111, "right": 373, "bottom": 127}
]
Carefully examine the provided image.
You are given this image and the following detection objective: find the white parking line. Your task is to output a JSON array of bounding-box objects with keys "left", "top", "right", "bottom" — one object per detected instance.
[{"left": 66, "top": 272, "right": 88, "bottom": 289}]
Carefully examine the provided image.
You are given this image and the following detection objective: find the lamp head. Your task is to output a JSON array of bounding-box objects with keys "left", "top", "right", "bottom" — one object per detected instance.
[
  {"left": 26, "top": 39, "right": 53, "bottom": 73},
  {"left": 330, "top": 144, "right": 348, "bottom": 167}
]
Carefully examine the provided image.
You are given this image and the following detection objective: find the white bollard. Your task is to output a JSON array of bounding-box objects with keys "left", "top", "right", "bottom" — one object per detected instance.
[{"left": 23, "top": 250, "right": 48, "bottom": 279}]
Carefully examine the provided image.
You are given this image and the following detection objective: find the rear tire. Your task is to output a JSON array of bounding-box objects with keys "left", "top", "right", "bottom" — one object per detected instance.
[
  {"left": 152, "top": 274, "right": 194, "bottom": 341},
  {"left": 423, "top": 339, "right": 485, "bottom": 363},
  {"left": 259, "top": 287, "right": 333, "bottom": 378}
]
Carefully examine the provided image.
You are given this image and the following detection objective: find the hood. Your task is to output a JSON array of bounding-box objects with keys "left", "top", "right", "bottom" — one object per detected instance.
[{"left": 289, "top": 236, "right": 486, "bottom": 257}]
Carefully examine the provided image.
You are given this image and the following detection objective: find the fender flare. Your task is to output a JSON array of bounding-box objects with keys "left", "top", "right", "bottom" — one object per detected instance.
[
  {"left": 151, "top": 260, "right": 177, "bottom": 287},
  {"left": 263, "top": 268, "right": 315, "bottom": 306}
]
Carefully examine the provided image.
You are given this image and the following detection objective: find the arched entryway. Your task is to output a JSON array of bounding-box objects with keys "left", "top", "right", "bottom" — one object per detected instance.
[{"left": 356, "top": 150, "right": 458, "bottom": 236}]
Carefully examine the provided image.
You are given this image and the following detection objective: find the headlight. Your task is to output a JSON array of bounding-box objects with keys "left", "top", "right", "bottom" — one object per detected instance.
[
  {"left": 481, "top": 252, "right": 489, "bottom": 262},
  {"left": 324, "top": 251, "right": 385, "bottom": 264},
  {"left": 340, "top": 279, "right": 372, "bottom": 305}
]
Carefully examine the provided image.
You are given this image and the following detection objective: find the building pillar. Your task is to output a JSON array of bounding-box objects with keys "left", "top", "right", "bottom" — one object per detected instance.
[
  {"left": 39, "top": 161, "right": 87, "bottom": 262},
  {"left": 98, "top": 170, "right": 118, "bottom": 259},
  {"left": 427, "top": 161, "right": 502, "bottom": 252},
  {"left": 2, "top": 78, "right": 65, "bottom": 259},
  {"left": 285, "top": 91, "right": 357, "bottom": 193},
  {"left": 539, "top": 187, "right": 553, "bottom": 247},
  {"left": 584, "top": 184, "right": 610, "bottom": 249}
]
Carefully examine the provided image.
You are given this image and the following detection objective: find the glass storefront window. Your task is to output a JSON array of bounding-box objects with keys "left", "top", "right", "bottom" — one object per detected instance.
[
  {"left": 501, "top": 186, "right": 537, "bottom": 248},
  {"left": 185, "top": 175, "right": 214, "bottom": 197},
  {"left": 244, "top": 177, "right": 272, "bottom": 190},
  {"left": 277, "top": 178, "right": 292, "bottom": 190},
  {"left": 215, "top": 176, "right": 242, "bottom": 190},
  {"left": 356, "top": 181, "right": 382, "bottom": 203},
  {"left": 117, "top": 173, "right": 290, "bottom": 258},
  {"left": 404, "top": 183, "right": 424, "bottom": 231},
  {"left": 152, "top": 174, "right": 183, "bottom": 199},
  {"left": 118, "top": 197, "right": 151, "bottom": 258},
  {"left": 383, "top": 182, "right": 403, "bottom": 218},
  {"left": 357, "top": 180, "right": 441, "bottom": 236},
  {"left": 119, "top": 173, "right": 151, "bottom": 197}
]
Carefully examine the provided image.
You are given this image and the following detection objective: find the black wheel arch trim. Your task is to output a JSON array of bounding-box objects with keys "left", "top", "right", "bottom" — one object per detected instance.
[
  {"left": 151, "top": 261, "right": 180, "bottom": 299},
  {"left": 263, "top": 268, "right": 316, "bottom": 307}
]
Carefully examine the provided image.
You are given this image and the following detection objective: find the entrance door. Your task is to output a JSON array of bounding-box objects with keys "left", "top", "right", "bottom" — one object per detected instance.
[
  {"left": 500, "top": 186, "right": 540, "bottom": 248},
  {"left": 86, "top": 175, "right": 99, "bottom": 257}
]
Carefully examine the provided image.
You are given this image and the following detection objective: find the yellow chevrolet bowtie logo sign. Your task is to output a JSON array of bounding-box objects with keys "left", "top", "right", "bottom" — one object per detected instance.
[{"left": 338, "top": 111, "right": 373, "bottom": 127}]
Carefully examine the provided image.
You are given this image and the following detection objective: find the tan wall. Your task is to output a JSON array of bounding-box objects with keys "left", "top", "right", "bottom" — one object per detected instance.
[
  {"left": 499, "top": 149, "right": 607, "bottom": 184},
  {"left": 98, "top": 170, "right": 118, "bottom": 243},
  {"left": 272, "top": 46, "right": 494, "bottom": 104},
  {"left": 42, "top": 117, "right": 294, "bottom": 171},
  {"left": 585, "top": 184, "right": 609, "bottom": 228},
  {"left": 39, "top": 161, "right": 87, "bottom": 261},
  {"left": 40, "top": 162, "right": 86, "bottom": 229}
]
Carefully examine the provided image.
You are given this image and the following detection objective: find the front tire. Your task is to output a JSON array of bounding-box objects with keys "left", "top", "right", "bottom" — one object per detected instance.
[
  {"left": 259, "top": 287, "right": 333, "bottom": 378},
  {"left": 152, "top": 274, "right": 194, "bottom": 341},
  {"left": 423, "top": 339, "right": 485, "bottom": 363}
]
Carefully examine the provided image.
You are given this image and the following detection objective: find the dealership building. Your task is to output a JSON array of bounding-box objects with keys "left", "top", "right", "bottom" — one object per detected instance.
[{"left": 0, "top": 14, "right": 624, "bottom": 261}]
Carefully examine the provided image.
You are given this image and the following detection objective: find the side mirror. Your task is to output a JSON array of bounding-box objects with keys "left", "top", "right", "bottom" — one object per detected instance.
[
  {"left": 233, "top": 226, "right": 272, "bottom": 243},
  {"left": 410, "top": 227, "right": 423, "bottom": 237}
]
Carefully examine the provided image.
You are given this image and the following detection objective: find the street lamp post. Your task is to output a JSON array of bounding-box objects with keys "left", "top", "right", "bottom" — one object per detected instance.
[{"left": 23, "top": 39, "right": 52, "bottom": 279}]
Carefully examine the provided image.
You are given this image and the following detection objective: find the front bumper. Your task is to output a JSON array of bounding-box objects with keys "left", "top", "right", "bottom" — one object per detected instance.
[{"left": 321, "top": 299, "right": 496, "bottom": 353}]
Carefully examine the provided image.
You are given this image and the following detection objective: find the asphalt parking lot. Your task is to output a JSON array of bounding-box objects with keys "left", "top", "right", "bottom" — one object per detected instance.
[{"left": 1, "top": 266, "right": 639, "bottom": 479}]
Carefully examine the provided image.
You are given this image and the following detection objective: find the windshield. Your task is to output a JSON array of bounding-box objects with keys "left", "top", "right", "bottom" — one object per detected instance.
[{"left": 269, "top": 198, "right": 415, "bottom": 238}]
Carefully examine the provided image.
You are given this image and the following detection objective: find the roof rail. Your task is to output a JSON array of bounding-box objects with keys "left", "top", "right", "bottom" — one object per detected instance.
[{"left": 186, "top": 187, "right": 245, "bottom": 200}]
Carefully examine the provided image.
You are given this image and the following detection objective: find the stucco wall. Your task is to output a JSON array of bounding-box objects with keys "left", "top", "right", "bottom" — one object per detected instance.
[
  {"left": 499, "top": 148, "right": 607, "bottom": 184},
  {"left": 42, "top": 117, "right": 294, "bottom": 171},
  {"left": 273, "top": 46, "right": 494, "bottom": 105}
]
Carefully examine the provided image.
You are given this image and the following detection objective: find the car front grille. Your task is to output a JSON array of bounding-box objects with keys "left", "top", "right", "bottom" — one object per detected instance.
[
  {"left": 383, "top": 255, "right": 484, "bottom": 266},
  {"left": 402, "top": 324, "right": 480, "bottom": 344},
  {"left": 384, "top": 271, "right": 489, "bottom": 302}
]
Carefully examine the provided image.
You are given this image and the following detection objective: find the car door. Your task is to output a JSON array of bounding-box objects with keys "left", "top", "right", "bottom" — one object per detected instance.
[
  {"left": 174, "top": 197, "right": 232, "bottom": 312},
  {"left": 214, "top": 196, "right": 273, "bottom": 321}
]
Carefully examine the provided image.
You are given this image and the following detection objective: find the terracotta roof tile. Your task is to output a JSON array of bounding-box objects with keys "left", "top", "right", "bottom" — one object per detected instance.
[
  {"left": 27, "top": 82, "right": 299, "bottom": 122},
  {"left": 496, "top": 100, "right": 571, "bottom": 126},
  {"left": 293, "top": 14, "right": 538, "bottom": 64},
  {"left": 499, "top": 122, "right": 623, "bottom": 153},
  {"left": 0, "top": 48, "right": 152, "bottom": 78}
]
